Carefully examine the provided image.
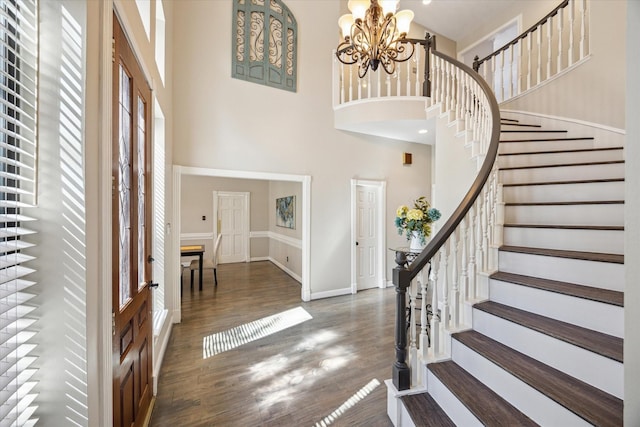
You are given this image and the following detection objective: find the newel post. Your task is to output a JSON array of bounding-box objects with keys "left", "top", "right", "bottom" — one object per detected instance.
[{"left": 392, "top": 261, "right": 412, "bottom": 391}]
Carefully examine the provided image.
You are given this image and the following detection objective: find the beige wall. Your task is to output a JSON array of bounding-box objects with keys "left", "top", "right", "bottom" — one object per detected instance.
[
  {"left": 173, "top": 0, "right": 434, "bottom": 294},
  {"left": 180, "top": 176, "right": 270, "bottom": 259}
]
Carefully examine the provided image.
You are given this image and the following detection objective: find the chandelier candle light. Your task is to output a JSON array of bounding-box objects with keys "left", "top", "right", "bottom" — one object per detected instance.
[{"left": 337, "top": 0, "right": 415, "bottom": 77}]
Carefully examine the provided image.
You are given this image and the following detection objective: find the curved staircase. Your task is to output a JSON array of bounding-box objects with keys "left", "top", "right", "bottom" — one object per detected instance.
[{"left": 398, "top": 116, "right": 625, "bottom": 426}]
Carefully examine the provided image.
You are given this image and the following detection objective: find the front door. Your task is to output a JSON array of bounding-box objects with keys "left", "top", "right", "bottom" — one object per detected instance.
[
  {"left": 216, "top": 191, "right": 249, "bottom": 264},
  {"left": 112, "top": 14, "right": 153, "bottom": 427},
  {"left": 356, "top": 185, "right": 380, "bottom": 290}
]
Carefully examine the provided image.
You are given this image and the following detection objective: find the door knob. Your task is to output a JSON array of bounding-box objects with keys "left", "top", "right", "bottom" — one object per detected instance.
[{"left": 356, "top": 241, "right": 359, "bottom": 246}]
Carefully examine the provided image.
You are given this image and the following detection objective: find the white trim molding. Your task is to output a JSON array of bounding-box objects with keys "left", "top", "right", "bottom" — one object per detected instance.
[
  {"left": 180, "top": 232, "right": 214, "bottom": 241},
  {"left": 269, "top": 257, "right": 302, "bottom": 283},
  {"left": 500, "top": 108, "right": 626, "bottom": 135},
  {"left": 266, "top": 231, "right": 303, "bottom": 249},
  {"left": 311, "top": 287, "right": 353, "bottom": 300}
]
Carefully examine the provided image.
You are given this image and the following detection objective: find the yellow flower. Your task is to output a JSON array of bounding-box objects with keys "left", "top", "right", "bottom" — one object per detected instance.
[
  {"left": 407, "top": 208, "right": 423, "bottom": 221},
  {"left": 396, "top": 205, "right": 409, "bottom": 217}
]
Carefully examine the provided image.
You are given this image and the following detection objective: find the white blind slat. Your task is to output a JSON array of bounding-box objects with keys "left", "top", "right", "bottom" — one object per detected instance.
[
  {"left": 0, "top": 266, "right": 36, "bottom": 285},
  {"left": 0, "top": 253, "right": 35, "bottom": 269},
  {"left": 0, "top": 241, "right": 34, "bottom": 255},
  {"left": 0, "top": 0, "right": 39, "bottom": 423},
  {"left": 0, "top": 226, "right": 36, "bottom": 238}
]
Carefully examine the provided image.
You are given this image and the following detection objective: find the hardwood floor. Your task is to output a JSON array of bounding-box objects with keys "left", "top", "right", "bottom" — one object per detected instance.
[{"left": 150, "top": 261, "right": 395, "bottom": 427}]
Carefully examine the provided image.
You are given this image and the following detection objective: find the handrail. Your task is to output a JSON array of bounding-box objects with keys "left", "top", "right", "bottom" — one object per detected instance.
[
  {"left": 473, "top": 0, "right": 570, "bottom": 71},
  {"left": 394, "top": 53, "right": 501, "bottom": 287},
  {"left": 391, "top": 42, "right": 501, "bottom": 392}
]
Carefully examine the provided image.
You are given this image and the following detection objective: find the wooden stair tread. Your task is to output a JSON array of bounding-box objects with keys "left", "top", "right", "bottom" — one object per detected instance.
[
  {"left": 500, "top": 117, "right": 520, "bottom": 122},
  {"left": 504, "top": 224, "right": 624, "bottom": 231},
  {"left": 453, "top": 330, "right": 623, "bottom": 427},
  {"left": 428, "top": 361, "right": 537, "bottom": 426},
  {"left": 503, "top": 178, "right": 624, "bottom": 187},
  {"left": 500, "top": 160, "right": 624, "bottom": 171},
  {"left": 490, "top": 271, "right": 624, "bottom": 307},
  {"left": 474, "top": 301, "right": 623, "bottom": 362},
  {"left": 499, "top": 147, "right": 623, "bottom": 156},
  {"left": 501, "top": 129, "right": 567, "bottom": 133},
  {"left": 500, "top": 137, "right": 595, "bottom": 143},
  {"left": 500, "top": 123, "right": 541, "bottom": 128},
  {"left": 500, "top": 245, "right": 624, "bottom": 264},
  {"left": 505, "top": 200, "right": 624, "bottom": 206},
  {"left": 400, "top": 393, "right": 456, "bottom": 427}
]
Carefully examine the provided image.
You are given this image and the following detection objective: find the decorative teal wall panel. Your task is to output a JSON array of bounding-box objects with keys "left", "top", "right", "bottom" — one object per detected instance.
[{"left": 232, "top": 0, "right": 297, "bottom": 92}]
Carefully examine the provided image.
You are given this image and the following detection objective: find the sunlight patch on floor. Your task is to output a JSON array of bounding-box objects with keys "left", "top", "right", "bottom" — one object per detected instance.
[
  {"left": 313, "top": 379, "right": 381, "bottom": 426},
  {"left": 202, "top": 306, "right": 313, "bottom": 358}
]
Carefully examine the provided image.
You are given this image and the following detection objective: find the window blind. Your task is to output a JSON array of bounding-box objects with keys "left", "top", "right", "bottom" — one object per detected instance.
[{"left": 0, "top": 0, "right": 38, "bottom": 425}]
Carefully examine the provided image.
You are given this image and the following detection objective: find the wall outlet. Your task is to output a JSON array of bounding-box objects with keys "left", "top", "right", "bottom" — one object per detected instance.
[{"left": 286, "top": 256, "right": 289, "bottom": 262}]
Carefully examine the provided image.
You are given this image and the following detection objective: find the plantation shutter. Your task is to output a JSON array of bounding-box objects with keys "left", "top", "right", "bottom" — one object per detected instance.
[{"left": 0, "top": 0, "right": 39, "bottom": 425}]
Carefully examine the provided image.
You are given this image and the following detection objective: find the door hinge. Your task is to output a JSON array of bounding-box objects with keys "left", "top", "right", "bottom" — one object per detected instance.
[
  {"left": 112, "top": 312, "right": 116, "bottom": 336},
  {"left": 112, "top": 38, "right": 115, "bottom": 63}
]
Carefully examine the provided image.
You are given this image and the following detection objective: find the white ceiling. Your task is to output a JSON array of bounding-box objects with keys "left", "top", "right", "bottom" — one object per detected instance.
[{"left": 398, "top": 0, "right": 522, "bottom": 43}]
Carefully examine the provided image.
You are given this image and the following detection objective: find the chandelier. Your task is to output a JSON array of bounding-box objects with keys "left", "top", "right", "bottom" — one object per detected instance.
[{"left": 336, "top": 0, "right": 415, "bottom": 78}]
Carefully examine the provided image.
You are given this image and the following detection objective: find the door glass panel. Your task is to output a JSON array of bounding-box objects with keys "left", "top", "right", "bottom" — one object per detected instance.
[
  {"left": 137, "top": 95, "right": 146, "bottom": 290},
  {"left": 119, "top": 64, "right": 132, "bottom": 308}
]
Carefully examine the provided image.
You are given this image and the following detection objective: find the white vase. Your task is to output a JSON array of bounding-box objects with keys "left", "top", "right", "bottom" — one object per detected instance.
[{"left": 409, "top": 231, "right": 425, "bottom": 251}]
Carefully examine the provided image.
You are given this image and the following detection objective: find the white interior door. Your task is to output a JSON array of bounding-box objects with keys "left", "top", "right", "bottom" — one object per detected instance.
[
  {"left": 215, "top": 191, "right": 249, "bottom": 264},
  {"left": 356, "top": 186, "right": 380, "bottom": 290}
]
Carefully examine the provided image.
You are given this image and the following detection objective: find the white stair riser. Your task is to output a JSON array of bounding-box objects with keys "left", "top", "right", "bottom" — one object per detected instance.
[
  {"left": 471, "top": 309, "right": 624, "bottom": 399},
  {"left": 500, "top": 163, "right": 624, "bottom": 184},
  {"left": 503, "top": 227, "right": 624, "bottom": 254},
  {"left": 451, "top": 339, "right": 594, "bottom": 426},
  {"left": 499, "top": 139, "right": 595, "bottom": 154},
  {"left": 498, "top": 251, "right": 624, "bottom": 292},
  {"left": 498, "top": 149, "right": 623, "bottom": 168},
  {"left": 502, "top": 181, "right": 625, "bottom": 203},
  {"left": 426, "top": 368, "right": 483, "bottom": 426},
  {"left": 505, "top": 204, "right": 624, "bottom": 226},
  {"left": 489, "top": 279, "right": 624, "bottom": 337}
]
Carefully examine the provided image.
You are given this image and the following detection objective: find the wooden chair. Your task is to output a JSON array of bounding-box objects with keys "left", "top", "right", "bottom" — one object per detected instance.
[{"left": 190, "top": 234, "right": 222, "bottom": 288}]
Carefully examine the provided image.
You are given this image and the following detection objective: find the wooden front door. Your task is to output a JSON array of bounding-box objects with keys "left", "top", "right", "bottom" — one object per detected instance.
[{"left": 112, "top": 14, "right": 153, "bottom": 427}]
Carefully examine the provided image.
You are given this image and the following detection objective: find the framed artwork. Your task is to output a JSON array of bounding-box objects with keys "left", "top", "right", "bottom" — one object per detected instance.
[{"left": 276, "top": 196, "right": 295, "bottom": 229}]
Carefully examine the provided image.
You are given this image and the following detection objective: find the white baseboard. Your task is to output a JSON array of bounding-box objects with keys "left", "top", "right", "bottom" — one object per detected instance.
[
  {"left": 180, "top": 232, "right": 213, "bottom": 241},
  {"left": 310, "top": 286, "right": 353, "bottom": 300},
  {"left": 250, "top": 256, "right": 270, "bottom": 262},
  {"left": 152, "top": 311, "right": 173, "bottom": 395},
  {"left": 269, "top": 257, "right": 302, "bottom": 283}
]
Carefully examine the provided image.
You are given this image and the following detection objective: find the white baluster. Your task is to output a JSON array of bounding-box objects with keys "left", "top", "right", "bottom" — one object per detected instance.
[
  {"left": 580, "top": 0, "right": 587, "bottom": 59},
  {"left": 440, "top": 246, "right": 449, "bottom": 331},
  {"left": 419, "top": 268, "right": 429, "bottom": 359},
  {"left": 557, "top": 7, "right": 564, "bottom": 73},
  {"left": 386, "top": 73, "right": 391, "bottom": 97},
  {"left": 367, "top": 69, "right": 372, "bottom": 99},
  {"left": 482, "top": 186, "right": 489, "bottom": 272},
  {"left": 340, "top": 61, "right": 345, "bottom": 105},
  {"left": 547, "top": 18, "right": 553, "bottom": 79},
  {"left": 537, "top": 24, "right": 542, "bottom": 84},
  {"left": 516, "top": 41, "right": 522, "bottom": 97},
  {"left": 498, "top": 50, "right": 505, "bottom": 102},
  {"left": 357, "top": 72, "right": 362, "bottom": 101},
  {"left": 568, "top": 0, "right": 575, "bottom": 66},
  {"left": 460, "top": 218, "right": 468, "bottom": 299},
  {"left": 450, "top": 231, "right": 459, "bottom": 329},
  {"left": 376, "top": 67, "right": 382, "bottom": 98},
  {"left": 468, "top": 205, "right": 476, "bottom": 300},
  {"left": 476, "top": 198, "right": 484, "bottom": 274},
  {"left": 429, "top": 252, "right": 440, "bottom": 356},
  {"left": 526, "top": 34, "right": 532, "bottom": 90},
  {"left": 348, "top": 64, "right": 353, "bottom": 102}
]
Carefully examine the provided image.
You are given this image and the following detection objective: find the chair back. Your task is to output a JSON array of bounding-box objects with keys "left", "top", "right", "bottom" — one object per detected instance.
[{"left": 212, "top": 233, "right": 222, "bottom": 266}]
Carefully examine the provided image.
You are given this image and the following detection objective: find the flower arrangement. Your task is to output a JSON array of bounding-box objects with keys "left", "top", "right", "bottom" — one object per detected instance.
[{"left": 395, "top": 196, "right": 441, "bottom": 245}]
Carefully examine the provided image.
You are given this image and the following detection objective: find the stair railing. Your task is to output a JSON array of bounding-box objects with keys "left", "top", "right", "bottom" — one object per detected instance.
[
  {"left": 473, "top": 0, "right": 589, "bottom": 103},
  {"left": 392, "top": 46, "right": 501, "bottom": 391}
]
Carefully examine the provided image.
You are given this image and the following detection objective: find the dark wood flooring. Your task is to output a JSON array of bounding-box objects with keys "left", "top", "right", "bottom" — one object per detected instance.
[{"left": 150, "top": 261, "right": 395, "bottom": 427}]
